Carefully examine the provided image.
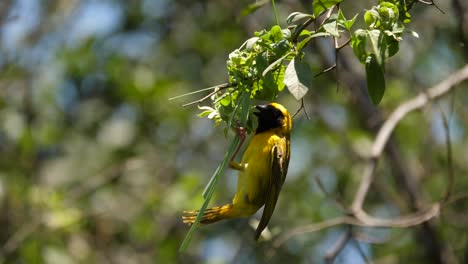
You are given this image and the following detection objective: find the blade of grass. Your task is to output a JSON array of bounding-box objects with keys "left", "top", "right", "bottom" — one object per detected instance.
[
  {"left": 179, "top": 137, "right": 240, "bottom": 252},
  {"left": 169, "top": 84, "right": 227, "bottom": 101},
  {"left": 272, "top": 0, "right": 280, "bottom": 26},
  {"left": 179, "top": 92, "right": 251, "bottom": 252}
]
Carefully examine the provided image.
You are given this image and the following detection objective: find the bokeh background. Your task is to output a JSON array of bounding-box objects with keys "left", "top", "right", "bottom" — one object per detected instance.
[{"left": 0, "top": 0, "right": 467, "bottom": 263}]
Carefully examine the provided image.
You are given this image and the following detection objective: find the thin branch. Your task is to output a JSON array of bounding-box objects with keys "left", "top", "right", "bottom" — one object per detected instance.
[
  {"left": 333, "top": 36, "right": 340, "bottom": 92},
  {"left": 444, "top": 191, "right": 468, "bottom": 207},
  {"left": 351, "top": 158, "right": 378, "bottom": 212},
  {"left": 439, "top": 107, "right": 454, "bottom": 204},
  {"left": 350, "top": 238, "right": 372, "bottom": 264},
  {"left": 373, "top": 65, "right": 468, "bottom": 158},
  {"left": 418, "top": 0, "right": 445, "bottom": 13},
  {"left": 274, "top": 217, "right": 348, "bottom": 248},
  {"left": 313, "top": 38, "right": 350, "bottom": 78},
  {"left": 351, "top": 65, "right": 468, "bottom": 212},
  {"left": 292, "top": 4, "right": 338, "bottom": 44},
  {"left": 274, "top": 203, "right": 441, "bottom": 248},
  {"left": 325, "top": 227, "right": 352, "bottom": 264},
  {"left": 315, "top": 64, "right": 336, "bottom": 77},
  {"left": 318, "top": 6, "right": 337, "bottom": 29},
  {"left": 353, "top": 231, "right": 391, "bottom": 244},
  {"left": 352, "top": 203, "right": 441, "bottom": 228},
  {"left": 275, "top": 65, "right": 468, "bottom": 248},
  {"left": 292, "top": 98, "right": 310, "bottom": 119},
  {"left": 337, "top": 38, "right": 351, "bottom": 50},
  {"left": 292, "top": 17, "right": 315, "bottom": 44},
  {"left": 314, "top": 173, "right": 347, "bottom": 212}
]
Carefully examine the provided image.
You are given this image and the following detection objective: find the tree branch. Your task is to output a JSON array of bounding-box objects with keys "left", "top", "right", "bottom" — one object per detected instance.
[
  {"left": 275, "top": 65, "right": 468, "bottom": 259},
  {"left": 352, "top": 64, "right": 468, "bottom": 213}
]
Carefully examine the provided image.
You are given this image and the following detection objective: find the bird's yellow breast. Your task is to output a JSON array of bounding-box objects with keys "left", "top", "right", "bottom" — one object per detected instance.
[{"left": 232, "top": 130, "right": 286, "bottom": 207}]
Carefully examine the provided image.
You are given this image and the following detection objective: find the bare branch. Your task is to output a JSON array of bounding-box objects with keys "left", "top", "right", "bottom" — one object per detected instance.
[
  {"left": 352, "top": 65, "right": 468, "bottom": 212},
  {"left": 314, "top": 64, "right": 337, "bottom": 77},
  {"left": 418, "top": 0, "right": 445, "bottom": 13},
  {"left": 350, "top": 238, "right": 372, "bottom": 264},
  {"left": 292, "top": 98, "right": 310, "bottom": 119},
  {"left": 291, "top": 17, "right": 315, "bottom": 43},
  {"left": 439, "top": 108, "right": 454, "bottom": 204},
  {"left": 275, "top": 65, "right": 468, "bottom": 249},
  {"left": 274, "top": 217, "right": 348, "bottom": 248},
  {"left": 352, "top": 204, "right": 441, "bottom": 228},
  {"left": 314, "top": 174, "right": 347, "bottom": 212},
  {"left": 351, "top": 158, "right": 378, "bottom": 212},
  {"left": 372, "top": 65, "right": 468, "bottom": 158},
  {"left": 274, "top": 203, "right": 441, "bottom": 248},
  {"left": 325, "top": 228, "right": 352, "bottom": 264},
  {"left": 444, "top": 191, "right": 468, "bottom": 207}
]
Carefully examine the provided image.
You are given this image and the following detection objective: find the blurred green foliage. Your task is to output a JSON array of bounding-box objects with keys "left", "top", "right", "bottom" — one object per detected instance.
[{"left": 0, "top": 0, "right": 467, "bottom": 263}]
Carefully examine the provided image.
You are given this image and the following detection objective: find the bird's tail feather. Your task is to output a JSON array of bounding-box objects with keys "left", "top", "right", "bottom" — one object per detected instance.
[{"left": 182, "top": 204, "right": 234, "bottom": 225}]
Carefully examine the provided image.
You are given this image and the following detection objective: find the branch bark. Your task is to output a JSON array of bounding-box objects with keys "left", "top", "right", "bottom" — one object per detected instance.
[
  {"left": 352, "top": 64, "right": 468, "bottom": 212},
  {"left": 274, "top": 65, "right": 468, "bottom": 262}
]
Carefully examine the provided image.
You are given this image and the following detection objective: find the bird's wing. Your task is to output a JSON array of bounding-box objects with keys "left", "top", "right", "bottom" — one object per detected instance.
[{"left": 255, "top": 140, "right": 289, "bottom": 240}]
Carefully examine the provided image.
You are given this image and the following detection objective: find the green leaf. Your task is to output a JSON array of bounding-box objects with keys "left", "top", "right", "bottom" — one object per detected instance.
[
  {"left": 281, "top": 28, "right": 292, "bottom": 39},
  {"left": 255, "top": 62, "right": 285, "bottom": 100},
  {"left": 337, "top": 9, "right": 357, "bottom": 31},
  {"left": 343, "top": 13, "right": 358, "bottom": 31},
  {"left": 386, "top": 35, "right": 399, "bottom": 58},
  {"left": 262, "top": 52, "right": 293, "bottom": 76},
  {"left": 379, "top": 2, "right": 399, "bottom": 25},
  {"left": 287, "top": 12, "right": 314, "bottom": 25},
  {"left": 298, "top": 29, "right": 313, "bottom": 37},
  {"left": 367, "top": 29, "right": 383, "bottom": 65},
  {"left": 242, "top": 37, "right": 260, "bottom": 50},
  {"left": 241, "top": 0, "right": 269, "bottom": 16},
  {"left": 270, "top": 25, "right": 284, "bottom": 41},
  {"left": 365, "top": 54, "right": 386, "bottom": 105},
  {"left": 312, "top": 0, "right": 342, "bottom": 17},
  {"left": 297, "top": 32, "right": 331, "bottom": 51},
  {"left": 322, "top": 18, "right": 339, "bottom": 37},
  {"left": 379, "top": 0, "right": 411, "bottom": 23},
  {"left": 364, "top": 9, "right": 380, "bottom": 28},
  {"left": 271, "top": 39, "right": 292, "bottom": 61},
  {"left": 284, "top": 58, "right": 311, "bottom": 100},
  {"left": 351, "top": 29, "right": 368, "bottom": 63}
]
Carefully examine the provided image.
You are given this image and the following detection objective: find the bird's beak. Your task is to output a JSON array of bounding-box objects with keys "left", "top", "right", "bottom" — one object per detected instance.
[{"left": 254, "top": 104, "right": 268, "bottom": 116}]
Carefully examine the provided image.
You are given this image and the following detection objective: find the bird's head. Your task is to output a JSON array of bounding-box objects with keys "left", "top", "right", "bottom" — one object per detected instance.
[{"left": 253, "top": 103, "right": 292, "bottom": 134}]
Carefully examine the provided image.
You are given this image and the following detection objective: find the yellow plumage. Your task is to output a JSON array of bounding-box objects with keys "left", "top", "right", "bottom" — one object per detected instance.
[{"left": 183, "top": 102, "right": 292, "bottom": 239}]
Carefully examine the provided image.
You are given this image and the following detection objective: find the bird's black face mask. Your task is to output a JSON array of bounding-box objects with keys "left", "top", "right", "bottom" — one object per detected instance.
[{"left": 254, "top": 104, "right": 284, "bottom": 134}]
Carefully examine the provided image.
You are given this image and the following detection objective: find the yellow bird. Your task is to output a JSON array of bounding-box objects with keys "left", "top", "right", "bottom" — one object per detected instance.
[{"left": 183, "top": 102, "right": 292, "bottom": 239}]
